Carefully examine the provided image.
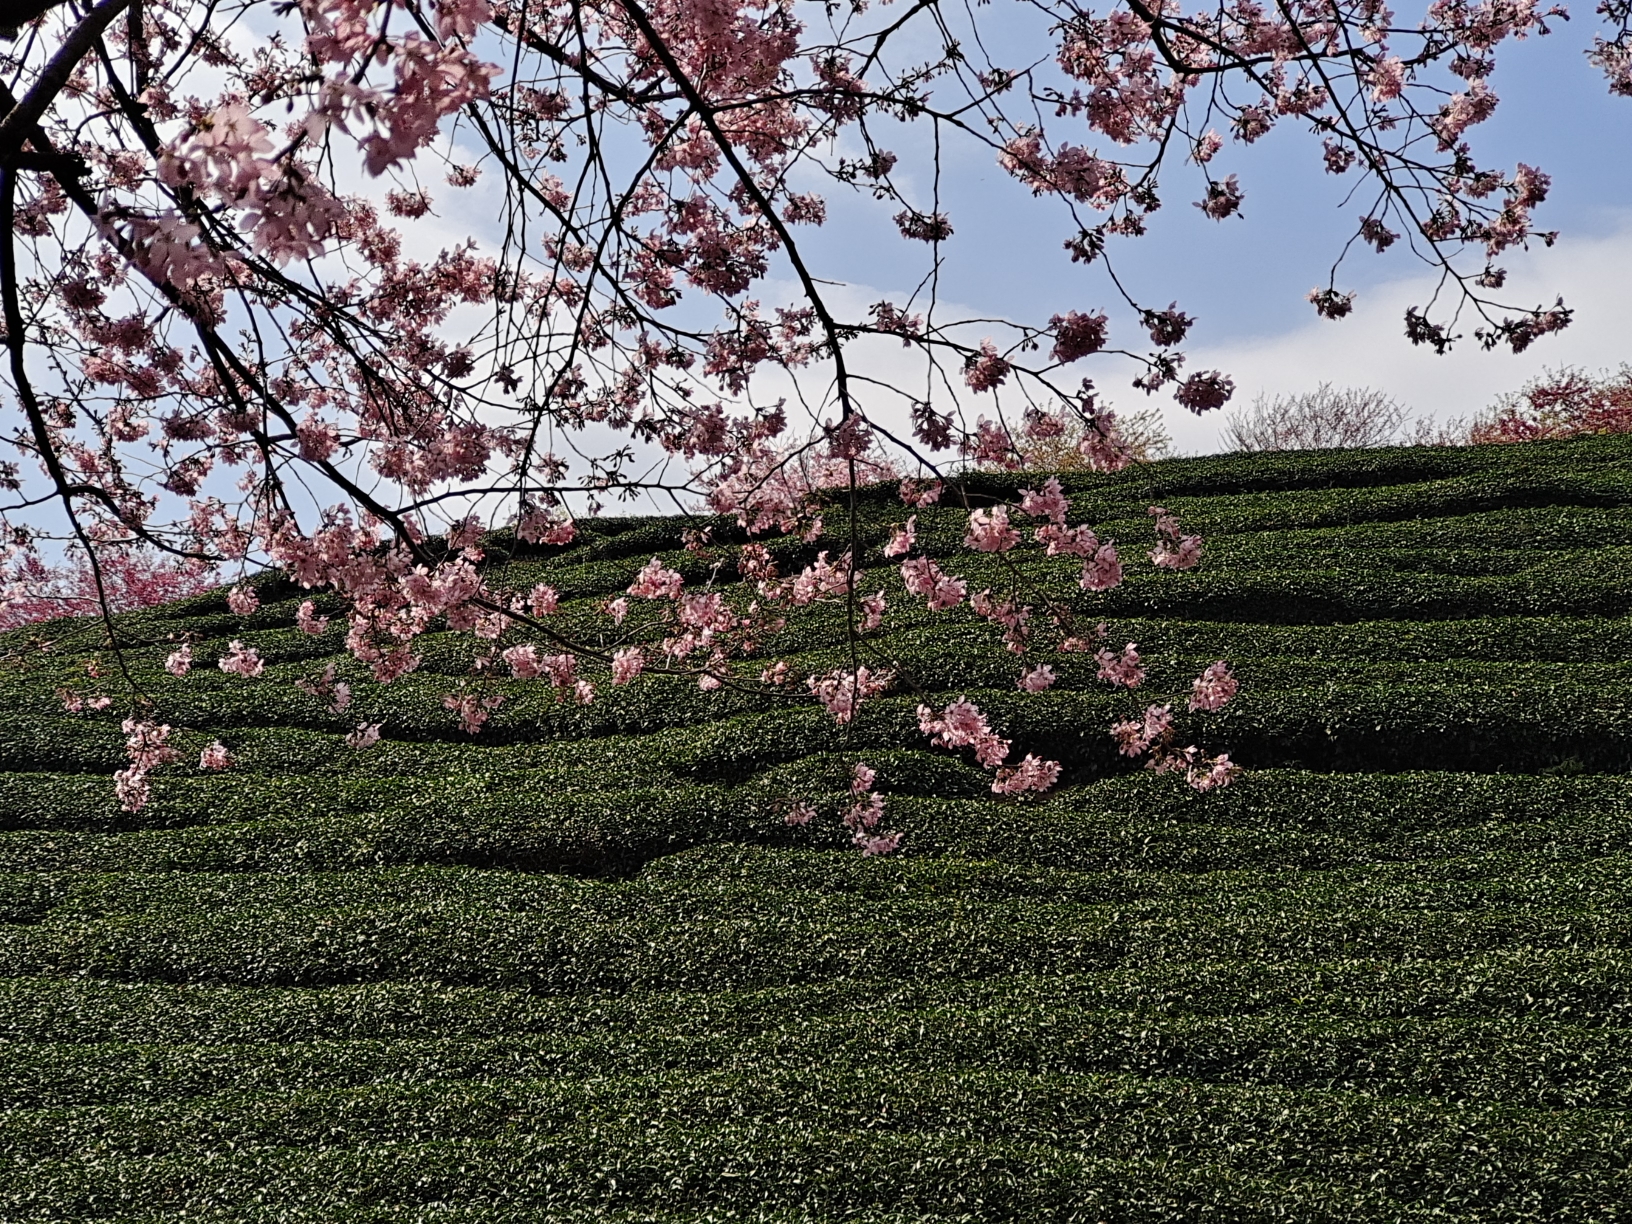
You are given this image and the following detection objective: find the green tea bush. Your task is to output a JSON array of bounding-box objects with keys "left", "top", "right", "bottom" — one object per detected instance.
[{"left": 5, "top": 436, "right": 1632, "bottom": 1220}]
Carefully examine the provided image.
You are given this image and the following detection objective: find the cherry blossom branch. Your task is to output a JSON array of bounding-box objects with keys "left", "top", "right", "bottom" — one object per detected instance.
[
  {"left": 0, "top": 0, "right": 132, "bottom": 164},
  {"left": 1, "top": 164, "right": 141, "bottom": 677}
]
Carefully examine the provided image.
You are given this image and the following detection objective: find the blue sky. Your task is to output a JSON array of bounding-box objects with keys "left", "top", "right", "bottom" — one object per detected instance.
[{"left": 759, "top": 9, "right": 1632, "bottom": 453}]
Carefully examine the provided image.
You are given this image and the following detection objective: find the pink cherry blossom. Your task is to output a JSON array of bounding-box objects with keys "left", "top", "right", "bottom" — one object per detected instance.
[
  {"left": 435, "top": 0, "right": 493, "bottom": 44},
  {"left": 789, "top": 552, "right": 853, "bottom": 605},
  {"left": 165, "top": 645, "right": 194, "bottom": 677},
  {"left": 1142, "top": 703, "right": 1174, "bottom": 742},
  {"left": 971, "top": 589, "right": 1032, "bottom": 653},
  {"left": 848, "top": 790, "right": 885, "bottom": 831},
  {"left": 964, "top": 340, "right": 1011, "bottom": 392},
  {"left": 899, "top": 479, "right": 943, "bottom": 508},
  {"left": 1434, "top": 79, "right": 1499, "bottom": 149},
  {"left": 1079, "top": 543, "right": 1124, "bottom": 591},
  {"left": 1018, "top": 665, "right": 1057, "bottom": 692},
  {"left": 295, "top": 601, "right": 330, "bottom": 635},
  {"left": 855, "top": 831, "right": 904, "bottom": 856},
  {"left": 443, "top": 515, "right": 479, "bottom": 558},
  {"left": 1096, "top": 643, "right": 1145, "bottom": 688},
  {"left": 517, "top": 506, "right": 576, "bottom": 546},
  {"left": 1152, "top": 536, "right": 1204, "bottom": 570},
  {"left": 444, "top": 690, "right": 504, "bottom": 734},
  {"left": 900, "top": 557, "right": 967, "bottom": 611},
  {"left": 542, "top": 653, "right": 578, "bottom": 689},
  {"left": 114, "top": 769, "right": 152, "bottom": 812},
  {"left": 860, "top": 591, "right": 887, "bottom": 631},
  {"left": 821, "top": 761, "right": 901, "bottom": 853},
  {"left": 965, "top": 507, "right": 1020, "bottom": 553},
  {"left": 1111, "top": 717, "right": 1149, "bottom": 757},
  {"left": 1371, "top": 56, "right": 1407, "bottom": 102},
  {"left": 1187, "top": 753, "right": 1240, "bottom": 792},
  {"left": 1112, "top": 702, "right": 1175, "bottom": 758},
  {"left": 1174, "top": 372, "right": 1236, "bottom": 414},
  {"left": 992, "top": 754, "right": 1062, "bottom": 795},
  {"left": 503, "top": 644, "right": 543, "bottom": 679},
  {"left": 1019, "top": 477, "right": 1069, "bottom": 526},
  {"left": 368, "top": 648, "right": 421, "bottom": 686},
  {"left": 199, "top": 741, "right": 234, "bottom": 770},
  {"left": 807, "top": 666, "right": 890, "bottom": 724},
  {"left": 347, "top": 721, "right": 383, "bottom": 750},
  {"left": 1037, "top": 523, "right": 1099, "bottom": 557},
  {"left": 296, "top": 661, "right": 351, "bottom": 713},
  {"left": 966, "top": 418, "right": 1020, "bottom": 469},
  {"left": 883, "top": 516, "right": 917, "bottom": 558},
  {"left": 1188, "top": 661, "right": 1239, "bottom": 712},
  {"left": 628, "top": 557, "right": 684, "bottom": 600},
  {"left": 115, "top": 718, "right": 179, "bottom": 812},
  {"left": 919, "top": 697, "right": 1011, "bottom": 768},
  {"left": 1049, "top": 311, "right": 1109, "bottom": 363},
  {"left": 851, "top": 791, "right": 886, "bottom": 833},
  {"left": 227, "top": 585, "right": 259, "bottom": 615},
  {"left": 1077, "top": 414, "right": 1136, "bottom": 473},
  {"left": 1149, "top": 507, "right": 1204, "bottom": 570},
  {"left": 218, "top": 640, "right": 265, "bottom": 678},
  {"left": 0, "top": 548, "right": 218, "bottom": 630},
  {"left": 612, "top": 647, "right": 645, "bottom": 685},
  {"left": 297, "top": 414, "right": 340, "bottom": 462},
  {"left": 1197, "top": 175, "right": 1244, "bottom": 221}
]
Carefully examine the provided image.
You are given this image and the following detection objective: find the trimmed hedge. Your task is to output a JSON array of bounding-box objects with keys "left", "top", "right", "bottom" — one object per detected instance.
[
  {"left": 3, "top": 435, "right": 1632, "bottom": 1221},
  {"left": 3, "top": 1072, "right": 1630, "bottom": 1220}
]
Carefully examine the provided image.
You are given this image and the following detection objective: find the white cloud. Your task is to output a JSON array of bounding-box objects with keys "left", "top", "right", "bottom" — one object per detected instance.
[
  {"left": 748, "top": 221, "right": 1632, "bottom": 467},
  {"left": 1150, "top": 218, "right": 1632, "bottom": 454}
]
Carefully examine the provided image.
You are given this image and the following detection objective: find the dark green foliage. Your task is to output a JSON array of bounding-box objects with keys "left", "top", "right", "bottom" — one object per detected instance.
[{"left": 4, "top": 436, "right": 1632, "bottom": 1221}]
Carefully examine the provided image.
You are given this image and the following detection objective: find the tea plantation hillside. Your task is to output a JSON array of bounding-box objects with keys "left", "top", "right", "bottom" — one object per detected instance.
[{"left": 5, "top": 437, "right": 1632, "bottom": 1222}]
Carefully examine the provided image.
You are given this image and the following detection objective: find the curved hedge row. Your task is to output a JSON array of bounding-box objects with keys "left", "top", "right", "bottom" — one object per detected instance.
[{"left": 5, "top": 435, "right": 1632, "bottom": 1221}]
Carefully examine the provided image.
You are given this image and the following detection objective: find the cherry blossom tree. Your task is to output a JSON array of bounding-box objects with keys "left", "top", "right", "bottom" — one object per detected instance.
[
  {"left": 1470, "top": 364, "right": 1632, "bottom": 441},
  {"left": 0, "top": 540, "right": 214, "bottom": 627},
  {"left": 0, "top": 0, "right": 1612, "bottom": 831}
]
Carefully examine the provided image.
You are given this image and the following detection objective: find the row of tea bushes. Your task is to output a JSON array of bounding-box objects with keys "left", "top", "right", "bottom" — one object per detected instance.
[{"left": 6, "top": 436, "right": 1632, "bottom": 1221}]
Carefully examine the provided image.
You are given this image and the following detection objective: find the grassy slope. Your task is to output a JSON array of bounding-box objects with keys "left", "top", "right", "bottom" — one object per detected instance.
[{"left": 3, "top": 437, "right": 1632, "bottom": 1222}]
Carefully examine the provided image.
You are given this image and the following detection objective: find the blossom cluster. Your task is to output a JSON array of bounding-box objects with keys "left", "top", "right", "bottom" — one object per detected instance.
[
  {"left": 1110, "top": 683, "right": 1239, "bottom": 792},
  {"left": 115, "top": 719, "right": 178, "bottom": 813},
  {"left": 13, "top": 0, "right": 1591, "bottom": 830},
  {"left": 97, "top": 454, "right": 1249, "bottom": 825},
  {"left": 0, "top": 0, "right": 1579, "bottom": 675}
]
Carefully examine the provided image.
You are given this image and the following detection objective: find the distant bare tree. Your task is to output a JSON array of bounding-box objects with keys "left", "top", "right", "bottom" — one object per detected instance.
[
  {"left": 1225, "top": 385, "right": 1413, "bottom": 452},
  {"left": 1403, "top": 415, "right": 1474, "bottom": 447}
]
